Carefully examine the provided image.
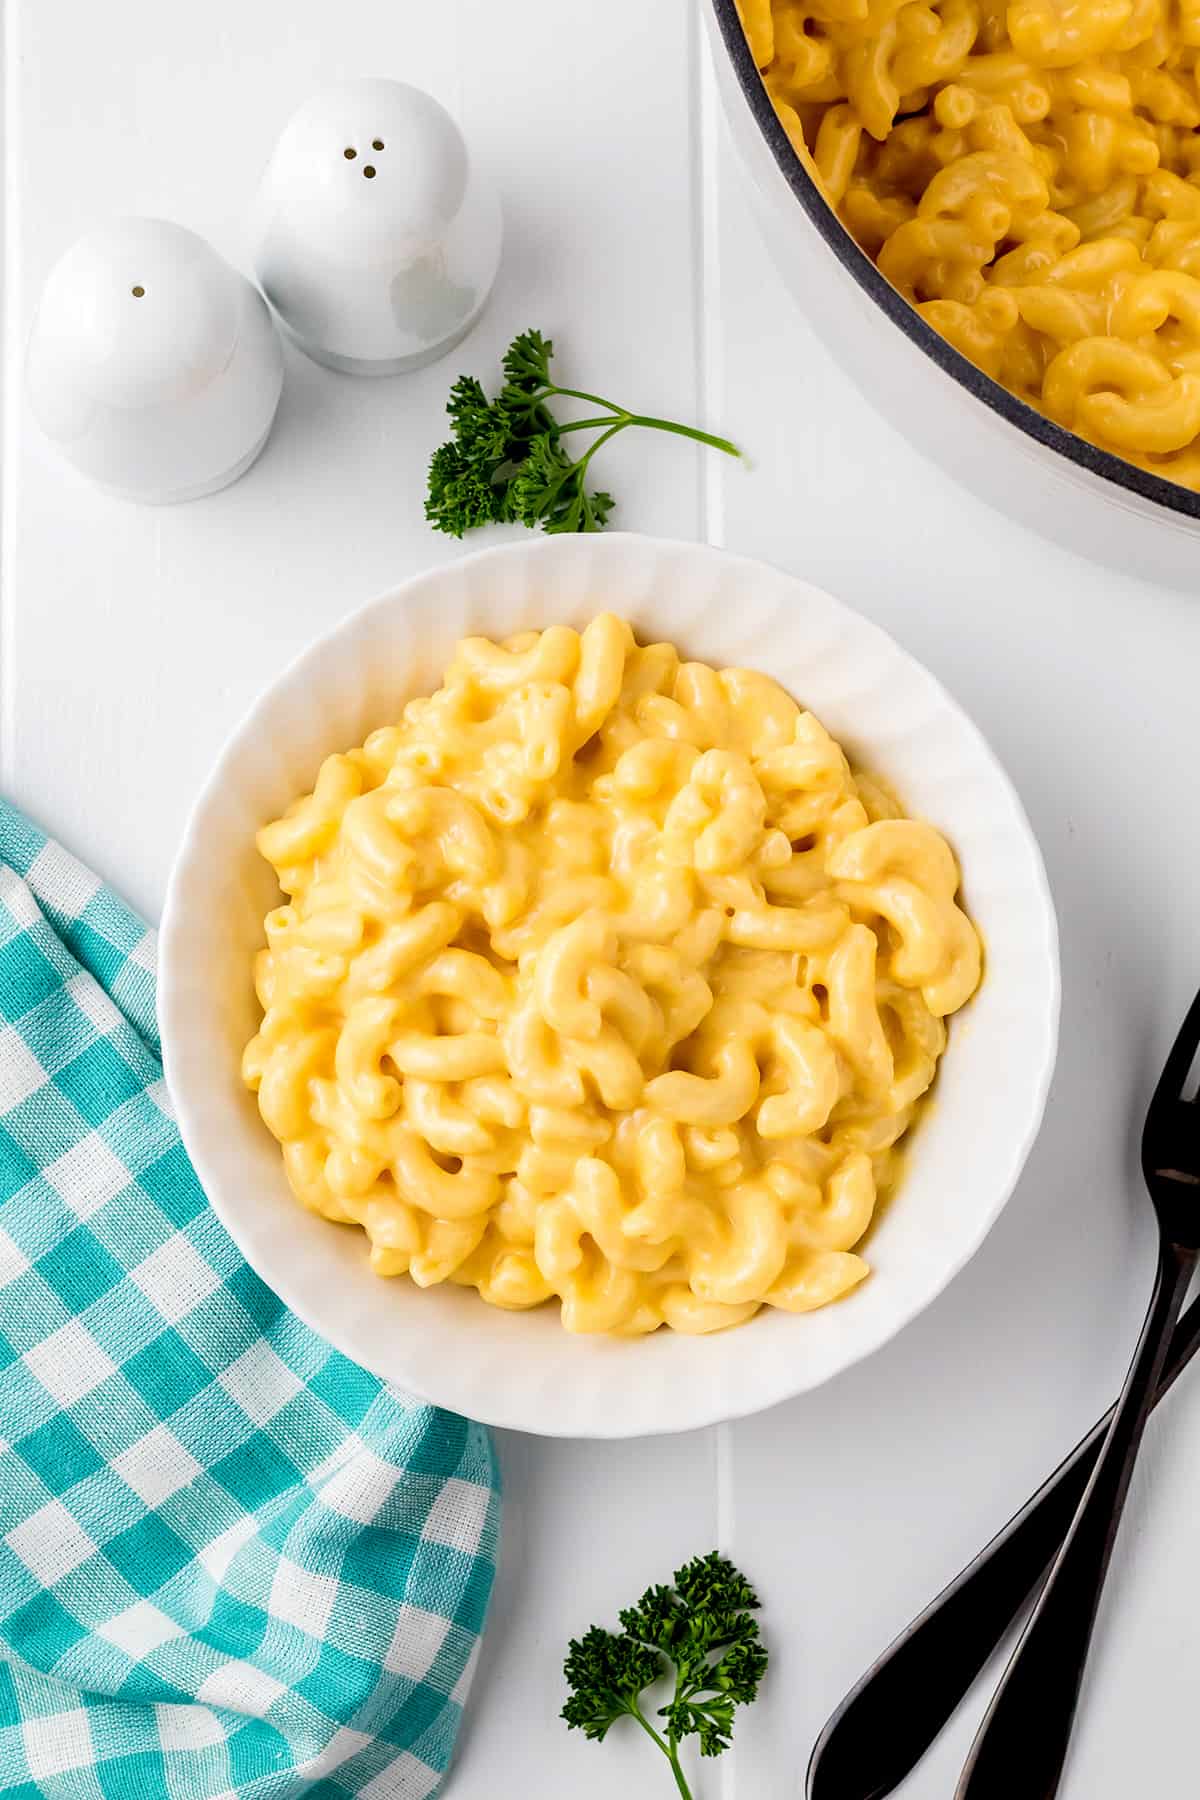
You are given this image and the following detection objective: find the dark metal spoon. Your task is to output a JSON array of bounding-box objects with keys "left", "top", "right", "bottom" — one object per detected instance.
[{"left": 809, "top": 988, "right": 1200, "bottom": 1800}]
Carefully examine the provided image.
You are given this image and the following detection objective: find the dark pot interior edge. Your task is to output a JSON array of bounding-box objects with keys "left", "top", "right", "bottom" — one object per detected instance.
[{"left": 709, "top": 0, "right": 1200, "bottom": 525}]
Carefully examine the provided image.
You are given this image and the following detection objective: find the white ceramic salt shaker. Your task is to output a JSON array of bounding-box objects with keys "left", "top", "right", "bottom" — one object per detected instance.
[
  {"left": 27, "top": 218, "right": 283, "bottom": 505},
  {"left": 253, "top": 78, "right": 502, "bottom": 375}
]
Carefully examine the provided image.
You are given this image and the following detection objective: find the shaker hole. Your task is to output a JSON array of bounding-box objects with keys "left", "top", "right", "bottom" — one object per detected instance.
[
  {"left": 344, "top": 146, "right": 357, "bottom": 159},
  {"left": 131, "top": 285, "right": 145, "bottom": 298},
  {"left": 363, "top": 164, "right": 377, "bottom": 178},
  {"left": 372, "top": 138, "right": 385, "bottom": 150}
]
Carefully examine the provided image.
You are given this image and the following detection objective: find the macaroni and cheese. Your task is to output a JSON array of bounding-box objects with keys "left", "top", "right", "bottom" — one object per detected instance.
[
  {"left": 243, "top": 616, "right": 981, "bottom": 1335},
  {"left": 740, "top": 0, "right": 1200, "bottom": 488}
]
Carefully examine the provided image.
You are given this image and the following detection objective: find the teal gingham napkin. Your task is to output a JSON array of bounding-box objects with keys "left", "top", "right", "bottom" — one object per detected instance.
[{"left": 0, "top": 800, "right": 501, "bottom": 1799}]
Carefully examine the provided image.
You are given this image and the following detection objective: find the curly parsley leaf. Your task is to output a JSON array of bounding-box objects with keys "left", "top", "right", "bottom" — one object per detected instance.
[{"left": 561, "top": 1626, "right": 665, "bottom": 1743}]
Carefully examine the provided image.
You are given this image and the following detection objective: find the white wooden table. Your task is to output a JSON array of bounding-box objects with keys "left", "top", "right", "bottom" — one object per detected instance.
[{"left": 7, "top": 3, "right": 1200, "bottom": 1795}]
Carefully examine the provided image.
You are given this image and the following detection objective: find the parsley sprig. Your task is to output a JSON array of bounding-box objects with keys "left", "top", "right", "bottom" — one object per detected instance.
[
  {"left": 425, "top": 329, "right": 741, "bottom": 537},
  {"left": 562, "top": 1551, "right": 768, "bottom": 1799}
]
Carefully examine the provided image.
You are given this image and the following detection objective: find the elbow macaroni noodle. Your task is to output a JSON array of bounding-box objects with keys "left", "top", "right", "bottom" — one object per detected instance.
[
  {"left": 739, "top": 0, "right": 1200, "bottom": 487},
  {"left": 243, "top": 617, "right": 981, "bottom": 1335}
]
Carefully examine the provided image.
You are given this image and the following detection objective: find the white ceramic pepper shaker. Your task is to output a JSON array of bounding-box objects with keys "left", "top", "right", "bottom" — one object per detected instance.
[
  {"left": 26, "top": 218, "right": 283, "bottom": 504},
  {"left": 252, "top": 77, "right": 502, "bottom": 375}
]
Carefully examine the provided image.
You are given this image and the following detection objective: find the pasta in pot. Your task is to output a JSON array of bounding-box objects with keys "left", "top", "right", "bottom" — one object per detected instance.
[
  {"left": 243, "top": 616, "right": 981, "bottom": 1336},
  {"left": 739, "top": 0, "right": 1200, "bottom": 488}
]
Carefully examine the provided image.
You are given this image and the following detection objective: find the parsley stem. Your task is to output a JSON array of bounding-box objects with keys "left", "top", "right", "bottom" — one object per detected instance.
[
  {"left": 577, "top": 419, "right": 626, "bottom": 462},
  {"left": 541, "top": 384, "right": 628, "bottom": 414},
  {"left": 552, "top": 415, "right": 632, "bottom": 436},
  {"left": 629, "top": 1704, "right": 673, "bottom": 1758},
  {"left": 570, "top": 419, "right": 628, "bottom": 498},
  {"left": 661, "top": 1654, "right": 695, "bottom": 1799},
  {"left": 626, "top": 415, "right": 741, "bottom": 457},
  {"left": 550, "top": 411, "right": 740, "bottom": 459},
  {"left": 628, "top": 1705, "right": 694, "bottom": 1800},
  {"left": 666, "top": 1742, "right": 694, "bottom": 1800}
]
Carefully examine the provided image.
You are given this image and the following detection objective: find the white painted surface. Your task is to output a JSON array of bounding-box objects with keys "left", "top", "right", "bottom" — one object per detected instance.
[{"left": 4, "top": 2, "right": 1200, "bottom": 1796}]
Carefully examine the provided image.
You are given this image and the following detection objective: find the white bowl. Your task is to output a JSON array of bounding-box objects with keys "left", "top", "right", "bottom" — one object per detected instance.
[{"left": 159, "top": 535, "right": 1059, "bottom": 1438}]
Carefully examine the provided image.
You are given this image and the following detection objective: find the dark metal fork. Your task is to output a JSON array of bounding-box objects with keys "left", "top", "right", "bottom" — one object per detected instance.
[{"left": 808, "top": 985, "right": 1200, "bottom": 1800}]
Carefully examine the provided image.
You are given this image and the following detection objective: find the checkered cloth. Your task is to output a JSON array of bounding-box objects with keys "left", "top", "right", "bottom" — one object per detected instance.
[{"left": 0, "top": 800, "right": 501, "bottom": 1799}]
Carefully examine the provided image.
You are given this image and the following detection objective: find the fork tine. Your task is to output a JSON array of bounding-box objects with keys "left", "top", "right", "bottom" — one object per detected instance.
[{"left": 1149, "top": 985, "right": 1200, "bottom": 1120}]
